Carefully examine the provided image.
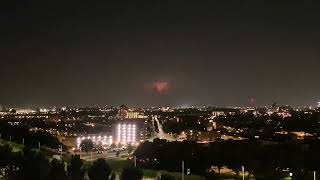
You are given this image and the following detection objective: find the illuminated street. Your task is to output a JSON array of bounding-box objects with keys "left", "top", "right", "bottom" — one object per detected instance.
[{"left": 79, "top": 151, "right": 129, "bottom": 161}]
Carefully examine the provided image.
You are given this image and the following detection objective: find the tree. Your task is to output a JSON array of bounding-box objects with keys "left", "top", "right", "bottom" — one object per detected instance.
[
  {"left": 50, "top": 158, "right": 67, "bottom": 180},
  {"left": 80, "top": 139, "right": 94, "bottom": 154},
  {"left": 0, "top": 144, "right": 13, "bottom": 176},
  {"left": 110, "top": 172, "right": 116, "bottom": 180},
  {"left": 0, "top": 121, "right": 61, "bottom": 149},
  {"left": 160, "top": 174, "right": 175, "bottom": 180},
  {"left": 110, "top": 143, "right": 117, "bottom": 149},
  {"left": 0, "top": 144, "right": 22, "bottom": 178},
  {"left": 121, "top": 167, "right": 143, "bottom": 180},
  {"left": 127, "top": 143, "right": 134, "bottom": 154},
  {"left": 67, "top": 155, "right": 86, "bottom": 180},
  {"left": 88, "top": 158, "right": 111, "bottom": 180},
  {"left": 19, "top": 148, "right": 51, "bottom": 180}
]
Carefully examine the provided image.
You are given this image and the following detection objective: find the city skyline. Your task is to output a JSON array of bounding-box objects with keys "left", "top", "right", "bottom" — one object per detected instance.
[{"left": 1, "top": 1, "right": 320, "bottom": 107}]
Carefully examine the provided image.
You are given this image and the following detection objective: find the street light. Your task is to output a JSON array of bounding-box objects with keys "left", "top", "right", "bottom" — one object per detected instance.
[{"left": 242, "top": 166, "right": 245, "bottom": 180}]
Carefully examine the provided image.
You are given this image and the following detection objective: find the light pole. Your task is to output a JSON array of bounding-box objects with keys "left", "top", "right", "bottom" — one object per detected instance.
[
  {"left": 59, "top": 145, "right": 63, "bottom": 160},
  {"left": 182, "top": 161, "right": 185, "bottom": 180},
  {"left": 38, "top": 141, "right": 41, "bottom": 151},
  {"left": 134, "top": 155, "right": 137, "bottom": 167},
  {"left": 314, "top": 171, "right": 316, "bottom": 180},
  {"left": 242, "top": 166, "right": 245, "bottom": 180}
]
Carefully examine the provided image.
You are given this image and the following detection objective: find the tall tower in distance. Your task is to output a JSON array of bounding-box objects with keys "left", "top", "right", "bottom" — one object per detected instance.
[{"left": 317, "top": 101, "right": 320, "bottom": 108}]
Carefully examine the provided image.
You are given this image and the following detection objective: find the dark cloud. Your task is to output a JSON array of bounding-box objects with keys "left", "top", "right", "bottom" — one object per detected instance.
[{"left": 1, "top": 0, "right": 320, "bottom": 107}]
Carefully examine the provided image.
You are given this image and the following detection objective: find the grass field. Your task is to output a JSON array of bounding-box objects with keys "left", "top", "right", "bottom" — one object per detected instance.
[
  {"left": 106, "top": 158, "right": 133, "bottom": 172},
  {"left": 106, "top": 159, "right": 300, "bottom": 180},
  {"left": 143, "top": 169, "right": 206, "bottom": 180}
]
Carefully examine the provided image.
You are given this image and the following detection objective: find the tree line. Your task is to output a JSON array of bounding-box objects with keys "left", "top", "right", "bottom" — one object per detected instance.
[
  {"left": 0, "top": 144, "right": 146, "bottom": 180},
  {"left": 0, "top": 121, "right": 62, "bottom": 149},
  {"left": 135, "top": 138, "right": 320, "bottom": 179}
]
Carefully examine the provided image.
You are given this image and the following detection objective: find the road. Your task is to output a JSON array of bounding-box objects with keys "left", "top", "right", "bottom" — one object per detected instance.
[{"left": 79, "top": 151, "right": 129, "bottom": 161}]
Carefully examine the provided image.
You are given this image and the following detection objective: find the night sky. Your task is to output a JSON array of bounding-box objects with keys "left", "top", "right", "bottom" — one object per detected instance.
[{"left": 1, "top": 1, "right": 320, "bottom": 107}]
